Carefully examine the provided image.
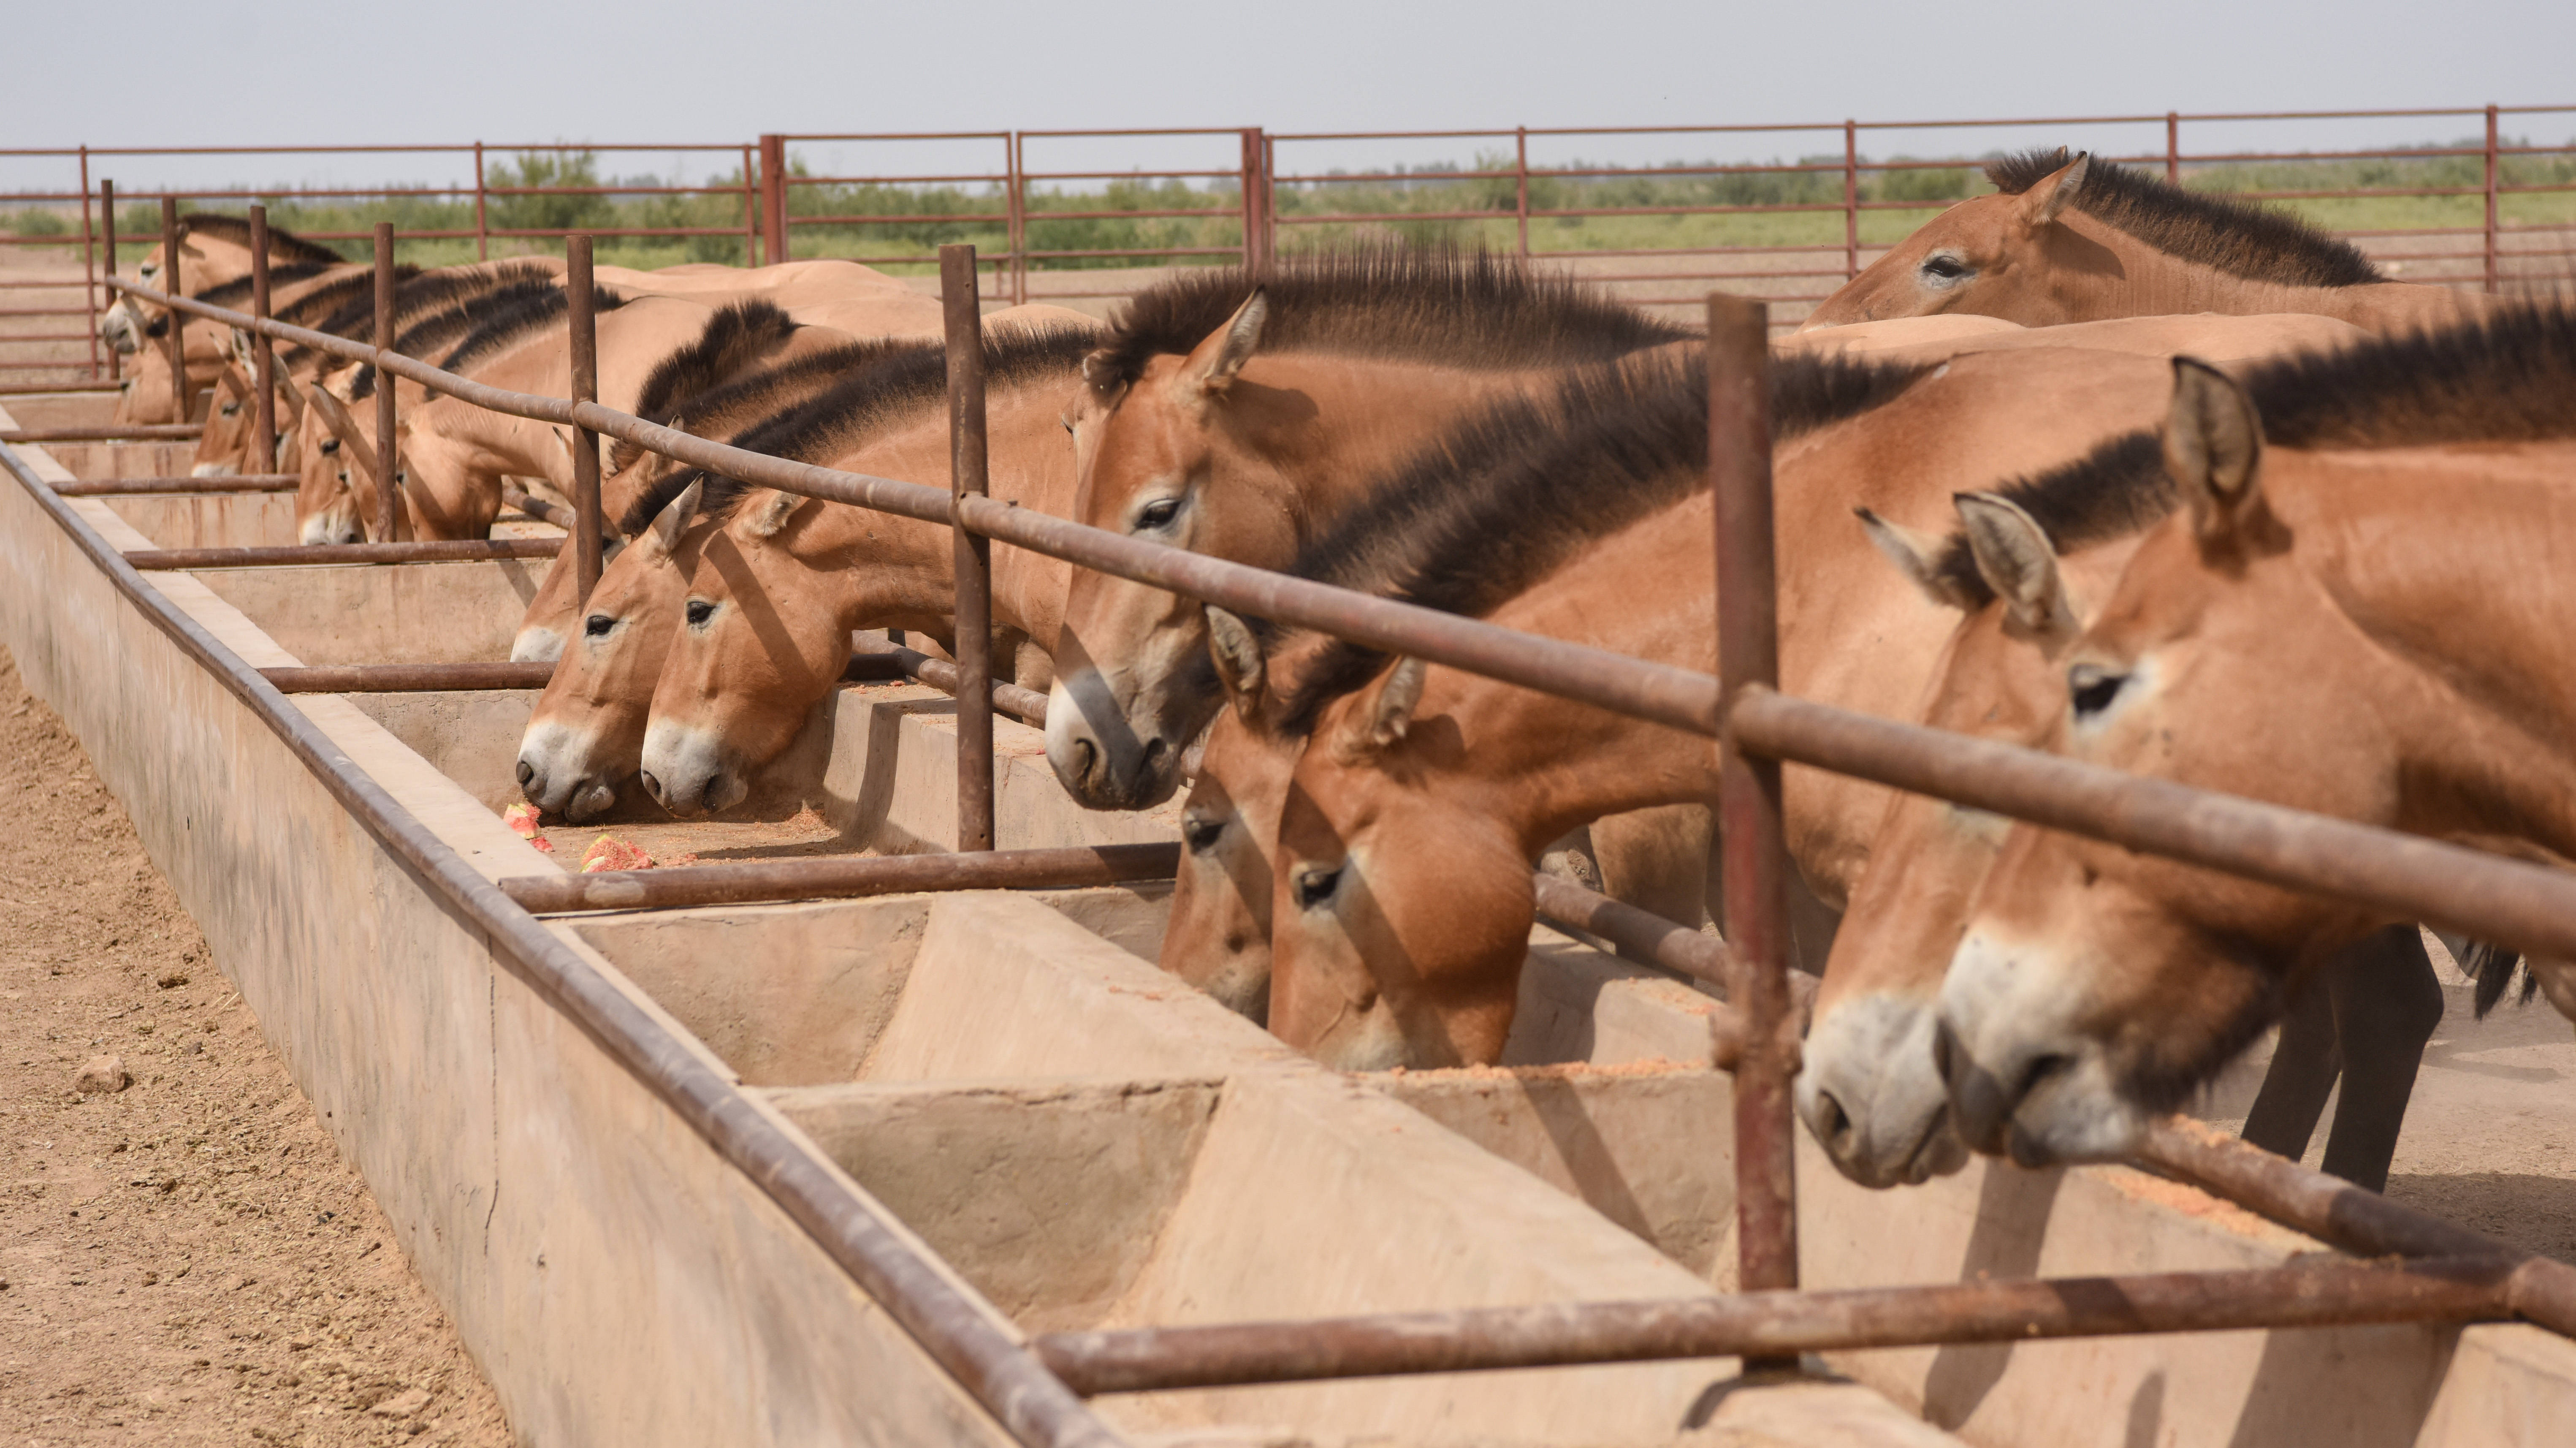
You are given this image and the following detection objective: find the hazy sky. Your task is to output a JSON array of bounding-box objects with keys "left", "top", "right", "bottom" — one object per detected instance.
[{"left": 8, "top": 0, "right": 2572, "bottom": 190}]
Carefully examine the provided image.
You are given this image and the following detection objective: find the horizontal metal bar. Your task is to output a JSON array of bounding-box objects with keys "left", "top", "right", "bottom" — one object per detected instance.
[
  {"left": 1727, "top": 688, "right": 2576, "bottom": 965},
  {"left": 2133, "top": 1119, "right": 2576, "bottom": 1339},
  {"left": 3, "top": 423, "right": 202, "bottom": 442},
  {"left": 262, "top": 662, "right": 558, "bottom": 693},
  {"left": 126, "top": 538, "right": 561, "bottom": 570},
  {"left": 851, "top": 635, "right": 1049, "bottom": 723},
  {"left": 1527, "top": 873, "right": 1746, "bottom": 1067},
  {"left": 0, "top": 380, "right": 123, "bottom": 394},
  {"left": 502, "top": 841, "right": 1183, "bottom": 915},
  {"left": 1033, "top": 1256, "right": 2516, "bottom": 1394},
  {"left": 53, "top": 473, "right": 297, "bottom": 495}
]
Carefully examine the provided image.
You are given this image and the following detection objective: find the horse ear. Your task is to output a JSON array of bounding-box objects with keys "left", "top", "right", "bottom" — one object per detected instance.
[
  {"left": 1177, "top": 289, "right": 1266, "bottom": 401},
  {"left": 738, "top": 486, "right": 806, "bottom": 540},
  {"left": 1856, "top": 507, "right": 1976, "bottom": 610},
  {"left": 1080, "top": 350, "right": 1123, "bottom": 395},
  {"left": 1952, "top": 492, "right": 2071, "bottom": 635},
  {"left": 645, "top": 477, "right": 704, "bottom": 558},
  {"left": 2163, "top": 356, "right": 2267, "bottom": 548},
  {"left": 2017, "top": 150, "right": 2090, "bottom": 229},
  {"left": 1205, "top": 606, "right": 1266, "bottom": 720},
  {"left": 1337, "top": 657, "right": 1427, "bottom": 760}
]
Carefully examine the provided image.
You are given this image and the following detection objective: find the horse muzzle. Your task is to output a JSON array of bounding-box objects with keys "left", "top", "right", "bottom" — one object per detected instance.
[
  {"left": 1935, "top": 931, "right": 2145, "bottom": 1167},
  {"left": 638, "top": 719, "right": 748, "bottom": 819},
  {"left": 1796, "top": 991, "right": 1969, "bottom": 1189},
  {"left": 1044, "top": 668, "right": 1189, "bottom": 811}
]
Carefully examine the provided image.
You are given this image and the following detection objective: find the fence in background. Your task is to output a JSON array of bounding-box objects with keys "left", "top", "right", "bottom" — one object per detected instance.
[{"left": 6, "top": 103, "right": 2574, "bottom": 379}]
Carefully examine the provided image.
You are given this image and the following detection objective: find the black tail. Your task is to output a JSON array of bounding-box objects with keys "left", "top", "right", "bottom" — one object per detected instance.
[{"left": 2465, "top": 940, "right": 2534, "bottom": 1018}]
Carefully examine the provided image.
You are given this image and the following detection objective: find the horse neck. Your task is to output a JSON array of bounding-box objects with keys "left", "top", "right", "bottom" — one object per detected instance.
[
  {"left": 1418, "top": 512, "right": 1720, "bottom": 855},
  {"left": 2293, "top": 454, "right": 2576, "bottom": 859},
  {"left": 2054, "top": 225, "right": 2481, "bottom": 331},
  {"left": 803, "top": 372, "right": 1084, "bottom": 646},
  {"left": 1227, "top": 353, "right": 1575, "bottom": 548},
  {"left": 413, "top": 397, "right": 570, "bottom": 487}
]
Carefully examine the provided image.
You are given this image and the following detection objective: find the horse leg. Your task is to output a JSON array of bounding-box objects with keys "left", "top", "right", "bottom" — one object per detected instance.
[
  {"left": 1588, "top": 803, "right": 1714, "bottom": 927},
  {"left": 2239, "top": 973, "right": 2339, "bottom": 1164},
  {"left": 2315, "top": 925, "right": 2444, "bottom": 1193}
]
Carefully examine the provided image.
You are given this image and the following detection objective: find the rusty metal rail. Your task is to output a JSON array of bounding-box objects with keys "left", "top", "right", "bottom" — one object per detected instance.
[
  {"left": 50, "top": 473, "right": 297, "bottom": 495},
  {"left": 1033, "top": 1255, "right": 2517, "bottom": 1393},
  {"left": 1, "top": 424, "right": 202, "bottom": 443},
  {"left": 502, "top": 841, "right": 1181, "bottom": 915},
  {"left": 123, "top": 538, "right": 560, "bottom": 570}
]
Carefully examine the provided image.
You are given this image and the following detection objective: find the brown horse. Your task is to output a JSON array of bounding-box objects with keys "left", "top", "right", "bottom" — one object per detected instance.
[
  {"left": 1932, "top": 309, "right": 2576, "bottom": 1167},
  {"left": 104, "top": 214, "right": 351, "bottom": 424},
  {"left": 1041, "top": 249, "right": 1692, "bottom": 812},
  {"left": 1801, "top": 150, "right": 2505, "bottom": 336},
  {"left": 634, "top": 325, "right": 1098, "bottom": 818}
]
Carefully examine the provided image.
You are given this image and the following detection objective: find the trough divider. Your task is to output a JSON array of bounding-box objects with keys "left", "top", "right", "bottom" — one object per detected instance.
[
  {"left": 249, "top": 204, "right": 276, "bottom": 475},
  {"left": 502, "top": 842, "right": 1182, "bottom": 915},
  {"left": 371, "top": 222, "right": 399, "bottom": 544},
  {"left": 941, "top": 244, "right": 996, "bottom": 853},
  {"left": 0, "top": 440, "right": 1133, "bottom": 1448},
  {"left": 161, "top": 199, "right": 187, "bottom": 425},
  {"left": 91, "top": 274, "right": 2576, "bottom": 1370},
  {"left": 565, "top": 235, "right": 603, "bottom": 607},
  {"left": 124, "top": 538, "right": 560, "bottom": 570},
  {"left": 50, "top": 474, "right": 298, "bottom": 495}
]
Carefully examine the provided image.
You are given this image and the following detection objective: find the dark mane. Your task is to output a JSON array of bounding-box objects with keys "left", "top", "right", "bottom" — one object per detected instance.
[
  {"left": 348, "top": 278, "right": 567, "bottom": 401},
  {"left": 174, "top": 212, "right": 347, "bottom": 266},
  {"left": 433, "top": 282, "right": 626, "bottom": 379},
  {"left": 1275, "top": 350, "right": 1932, "bottom": 734},
  {"left": 1089, "top": 245, "right": 1690, "bottom": 388},
  {"left": 1985, "top": 149, "right": 2382, "bottom": 288},
  {"left": 686, "top": 326, "right": 1100, "bottom": 527},
  {"left": 607, "top": 301, "right": 802, "bottom": 473},
  {"left": 286, "top": 261, "right": 553, "bottom": 372},
  {"left": 189, "top": 261, "right": 337, "bottom": 308},
  {"left": 1924, "top": 303, "right": 2576, "bottom": 603},
  {"left": 272, "top": 267, "right": 395, "bottom": 330},
  {"left": 611, "top": 334, "right": 943, "bottom": 532}
]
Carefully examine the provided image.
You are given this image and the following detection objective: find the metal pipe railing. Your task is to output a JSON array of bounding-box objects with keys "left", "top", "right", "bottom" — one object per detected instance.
[{"left": 941, "top": 244, "right": 997, "bottom": 853}]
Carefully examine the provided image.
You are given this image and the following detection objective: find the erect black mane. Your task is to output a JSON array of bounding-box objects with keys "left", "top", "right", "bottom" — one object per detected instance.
[
  {"left": 347, "top": 278, "right": 567, "bottom": 401},
  {"left": 172, "top": 212, "right": 347, "bottom": 266},
  {"left": 607, "top": 301, "right": 802, "bottom": 473},
  {"left": 1985, "top": 149, "right": 2382, "bottom": 289},
  {"left": 1274, "top": 349, "right": 1933, "bottom": 735},
  {"left": 681, "top": 326, "right": 1100, "bottom": 527},
  {"left": 432, "top": 281, "right": 627, "bottom": 380},
  {"left": 612, "top": 334, "right": 941, "bottom": 532},
  {"left": 286, "top": 261, "right": 554, "bottom": 373},
  {"left": 1923, "top": 302, "right": 2576, "bottom": 604},
  {"left": 1088, "top": 245, "right": 1691, "bottom": 388},
  {"left": 189, "top": 262, "right": 337, "bottom": 308},
  {"left": 272, "top": 267, "right": 396, "bottom": 330}
]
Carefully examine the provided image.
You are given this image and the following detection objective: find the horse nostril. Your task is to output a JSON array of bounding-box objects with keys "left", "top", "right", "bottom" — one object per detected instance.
[
  {"left": 639, "top": 770, "right": 663, "bottom": 802},
  {"left": 1814, "top": 1090, "right": 1853, "bottom": 1152},
  {"left": 515, "top": 760, "right": 535, "bottom": 788},
  {"left": 1071, "top": 737, "right": 1098, "bottom": 782},
  {"left": 1931, "top": 1021, "right": 1958, "bottom": 1089}
]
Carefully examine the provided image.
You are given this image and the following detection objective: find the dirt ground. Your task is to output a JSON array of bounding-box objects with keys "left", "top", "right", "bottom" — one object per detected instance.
[{"left": 0, "top": 644, "right": 512, "bottom": 1448}]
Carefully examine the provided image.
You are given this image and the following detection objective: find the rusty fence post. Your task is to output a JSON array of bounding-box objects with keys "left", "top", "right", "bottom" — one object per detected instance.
[
  {"left": 101, "top": 179, "right": 119, "bottom": 384},
  {"left": 1006, "top": 133, "right": 1028, "bottom": 307},
  {"left": 941, "top": 244, "right": 996, "bottom": 853},
  {"left": 761, "top": 134, "right": 789, "bottom": 266},
  {"left": 2166, "top": 111, "right": 2181, "bottom": 185},
  {"left": 248, "top": 205, "right": 276, "bottom": 476},
  {"left": 371, "top": 221, "right": 399, "bottom": 543},
  {"left": 473, "top": 142, "right": 490, "bottom": 261},
  {"left": 78, "top": 147, "right": 100, "bottom": 380},
  {"left": 1709, "top": 293, "right": 1798, "bottom": 1324},
  {"left": 1841, "top": 120, "right": 1860, "bottom": 281},
  {"left": 740, "top": 144, "right": 759, "bottom": 267},
  {"left": 1515, "top": 126, "right": 1531, "bottom": 257},
  {"left": 161, "top": 198, "right": 188, "bottom": 425},
  {"left": 2484, "top": 105, "right": 2501, "bottom": 295},
  {"left": 567, "top": 234, "right": 604, "bottom": 606},
  {"left": 1239, "top": 130, "right": 1266, "bottom": 271}
]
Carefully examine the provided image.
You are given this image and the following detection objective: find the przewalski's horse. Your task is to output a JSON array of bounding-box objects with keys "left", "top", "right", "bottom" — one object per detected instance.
[
  {"left": 1247, "top": 342, "right": 2227, "bottom": 1069},
  {"left": 633, "top": 323, "right": 1103, "bottom": 818},
  {"left": 1800, "top": 149, "right": 2508, "bottom": 336},
  {"left": 506, "top": 302, "right": 1093, "bottom": 665},
  {"left": 1041, "top": 248, "right": 1692, "bottom": 812},
  {"left": 1930, "top": 308, "right": 2576, "bottom": 1168},
  {"left": 1804, "top": 489, "right": 2473, "bottom": 1192},
  {"left": 515, "top": 311, "right": 1099, "bottom": 821}
]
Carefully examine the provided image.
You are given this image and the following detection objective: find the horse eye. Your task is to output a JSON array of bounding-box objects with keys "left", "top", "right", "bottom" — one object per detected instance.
[
  {"left": 1293, "top": 864, "right": 1343, "bottom": 910},
  {"left": 685, "top": 599, "right": 715, "bottom": 628},
  {"left": 583, "top": 614, "right": 615, "bottom": 638},
  {"left": 1922, "top": 255, "right": 1970, "bottom": 282},
  {"left": 1135, "top": 497, "right": 1182, "bottom": 531},
  {"left": 1182, "top": 814, "right": 1225, "bottom": 855},
  {"left": 320, "top": 437, "right": 341, "bottom": 455},
  {"left": 219, "top": 402, "right": 241, "bottom": 417},
  {"left": 393, "top": 470, "right": 407, "bottom": 485},
  {"left": 2069, "top": 664, "right": 2127, "bottom": 718}
]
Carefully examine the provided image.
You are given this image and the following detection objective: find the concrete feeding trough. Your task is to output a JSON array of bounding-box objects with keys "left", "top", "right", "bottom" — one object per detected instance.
[{"left": 8, "top": 387, "right": 2574, "bottom": 1448}]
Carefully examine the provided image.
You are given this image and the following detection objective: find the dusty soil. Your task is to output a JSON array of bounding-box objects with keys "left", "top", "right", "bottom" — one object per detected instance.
[{"left": 0, "top": 644, "right": 512, "bottom": 1447}]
